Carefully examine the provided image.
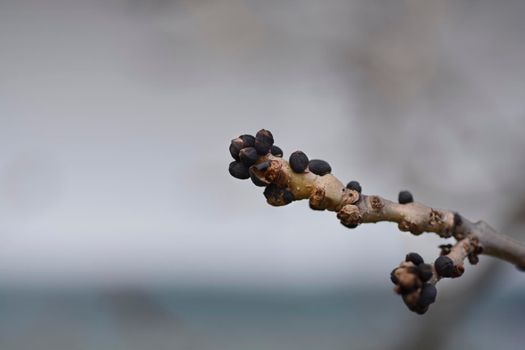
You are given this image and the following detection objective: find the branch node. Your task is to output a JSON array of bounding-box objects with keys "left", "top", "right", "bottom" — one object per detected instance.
[
  {"left": 429, "top": 209, "right": 443, "bottom": 226},
  {"left": 265, "top": 160, "right": 286, "bottom": 186},
  {"left": 370, "top": 196, "right": 384, "bottom": 211},
  {"left": 337, "top": 204, "right": 361, "bottom": 228},
  {"left": 309, "top": 187, "right": 327, "bottom": 211},
  {"left": 398, "top": 220, "right": 423, "bottom": 236}
]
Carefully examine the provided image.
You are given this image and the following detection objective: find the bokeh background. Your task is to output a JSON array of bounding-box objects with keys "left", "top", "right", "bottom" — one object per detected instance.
[{"left": 1, "top": 0, "right": 525, "bottom": 349}]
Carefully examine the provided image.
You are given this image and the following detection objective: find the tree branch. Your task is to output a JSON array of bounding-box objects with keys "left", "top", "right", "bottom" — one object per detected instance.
[{"left": 228, "top": 129, "right": 525, "bottom": 314}]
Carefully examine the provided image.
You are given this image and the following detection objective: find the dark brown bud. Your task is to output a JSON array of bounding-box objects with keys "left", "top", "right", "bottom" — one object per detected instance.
[
  {"left": 390, "top": 268, "right": 399, "bottom": 284},
  {"left": 255, "top": 129, "right": 274, "bottom": 155},
  {"left": 454, "top": 212, "right": 462, "bottom": 227},
  {"left": 239, "top": 147, "right": 258, "bottom": 166},
  {"left": 434, "top": 256, "right": 454, "bottom": 277},
  {"left": 398, "top": 190, "right": 414, "bottom": 204},
  {"left": 405, "top": 252, "right": 424, "bottom": 266},
  {"left": 249, "top": 161, "right": 271, "bottom": 187},
  {"left": 228, "top": 161, "right": 250, "bottom": 180},
  {"left": 402, "top": 294, "right": 429, "bottom": 314},
  {"left": 419, "top": 283, "right": 437, "bottom": 306},
  {"left": 263, "top": 184, "right": 294, "bottom": 206},
  {"left": 239, "top": 134, "right": 255, "bottom": 147},
  {"left": 414, "top": 305, "right": 429, "bottom": 315},
  {"left": 468, "top": 254, "right": 479, "bottom": 265},
  {"left": 452, "top": 264, "right": 465, "bottom": 278},
  {"left": 402, "top": 291, "right": 419, "bottom": 307},
  {"left": 229, "top": 134, "right": 255, "bottom": 160},
  {"left": 263, "top": 184, "right": 279, "bottom": 200},
  {"left": 341, "top": 222, "right": 358, "bottom": 229},
  {"left": 346, "top": 181, "right": 362, "bottom": 193},
  {"left": 282, "top": 190, "right": 295, "bottom": 204},
  {"left": 254, "top": 161, "right": 270, "bottom": 172},
  {"left": 406, "top": 265, "right": 418, "bottom": 274},
  {"left": 270, "top": 145, "right": 283, "bottom": 157},
  {"left": 249, "top": 169, "right": 269, "bottom": 187},
  {"left": 417, "top": 263, "right": 433, "bottom": 282},
  {"left": 289, "top": 151, "right": 309, "bottom": 173},
  {"left": 229, "top": 139, "right": 244, "bottom": 160},
  {"left": 397, "top": 267, "right": 420, "bottom": 294},
  {"left": 308, "top": 159, "right": 331, "bottom": 176}
]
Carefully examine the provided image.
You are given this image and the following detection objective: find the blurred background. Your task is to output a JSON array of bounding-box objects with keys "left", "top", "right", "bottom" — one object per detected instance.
[{"left": 1, "top": 0, "right": 525, "bottom": 349}]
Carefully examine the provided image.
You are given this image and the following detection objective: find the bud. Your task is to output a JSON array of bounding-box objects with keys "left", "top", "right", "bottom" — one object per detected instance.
[
  {"left": 228, "top": 161, "right": 250, "bottom": 180},
  {"left": 308, "top": 159, "right": 331, "bottom": 176},
  {"left": 239, "top": 147, "right": 258, "bottom": 166},
  {"left": 270, "top": 145, "right": 283, "bottom": 157},
  {"left": 398, "top": 190, "right": 414, "bottom": 204},
  {"left": 434, "top": 256, "right": 454, "bottom": 277},
  {"left": 346, "top": 181, "right": 362, "bottom": 193},
  {"left": 417, "top": 264, "right": 433, "bottom": 282},
  {"left": 255, "top": 129, "right": 274, "bottom": 155},
  {"left": 405, "top": 252, "right": 424, "bottom": 266},
  {"left": 289, "top": 151, "right": 309, "bottom": 173},
  {"left": 419, "top": 283, "right": 437, "bottom": 306}
]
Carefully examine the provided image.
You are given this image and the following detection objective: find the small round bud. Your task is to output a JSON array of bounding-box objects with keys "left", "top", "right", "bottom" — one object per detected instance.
[
  {"left": 254, "top": 161, "right": 270, "bottom": 172},
  {"left": 228, "top": 161, "right": 250, "bottom": 180},
  {"left": 406, "top": 265, "right": 418, "bottom": 274},
  {"left": 419, "top": 283, "right": 437, "bottom": 306},
  {"left": 390, "top": 268, "right": 399, "bottom": 284},
  {"left": 308, "top": 159, "right": 331, "bottom": 176},
  {"left": 414, "top": 305, "right": 429, "bottom": 315},
  {"left": 270, "top": 145, "right": 283, "bottom": 157},
  {"left": 467, "top": 254, "right": 479, "bottom": 265},
  {"left": 255, "top": 129, "right": 274, "bottom": 155},
  {"left": 405, "top": 252, "right": 424, "bottom": 266},
  {"left": 402, "top": 294, "right": 428, "bottom": 314},
  {"left": 249, "top": 161, "right": 271, "bottom": 187},
  {"left": 229, "top": 135, "right": 255, "bottom": 160},
  {"left": 397, "top": 266, "right": 420, "bottom": 295},
  {"left": 346, "top": 181, "right": 362, "bottom": 193},
  {"left": 229, "top": 139, "right": 243, "bottom": 160},
  {"left": 434, "top": 256, "right": 454, "bottom": 277},
  {"left": 263, "top": 185, "right": 279, "bottom": 200},
  {"left": 454, "top": 212, "right": 462, "bottom": 227},
  {"left": 239, "top": 134, "right": 255, "bottom": 147},
  {"left": 249, "top": 170, "right": 268, "bottom": 187},
  {"left": 417, "top": 263, "right": 433, "bottom": 282},
  {"left": 283, "top": 189, "right": 295, "bottom": 204},
  {"left": 398, "top": 190, "right": 414, "bottom": 204},
  {"left": 239, "top": 147, "right": 258, "bottom": 166},
  {"left": 263, "top": 184, "right": 295, "bottom": 205},
  {"left": 289, "top": 151, "right": 309, "bottom": 173}
]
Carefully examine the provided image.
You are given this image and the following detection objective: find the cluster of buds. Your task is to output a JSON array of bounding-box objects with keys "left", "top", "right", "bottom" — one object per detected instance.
[
  {"left": 390, "top": 253, "right": 437, "bottom": 314},
  {"left": 227, "top": 128, "right": 522, "bottom": 315},
  {"left": 228, "top": 129, "right": 335, "bottom": 206},
  {"left": 390, "top": 247, "right": 471, "bottom": 314}
]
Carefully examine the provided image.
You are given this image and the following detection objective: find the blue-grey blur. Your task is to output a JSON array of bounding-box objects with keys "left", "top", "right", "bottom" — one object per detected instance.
[{"left": 1, "top": 0, "right": 525, "bottom": 349}]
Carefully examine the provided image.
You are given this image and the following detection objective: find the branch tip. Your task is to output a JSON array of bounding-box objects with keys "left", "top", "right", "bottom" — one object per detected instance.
[{"left": 228, "top": 128, "right": 525, "bottom": 314}]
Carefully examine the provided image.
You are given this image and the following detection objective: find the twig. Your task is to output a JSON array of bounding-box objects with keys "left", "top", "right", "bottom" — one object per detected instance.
[{"left": 228, "top": 129, "right": 525, "bottom": 314}]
